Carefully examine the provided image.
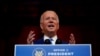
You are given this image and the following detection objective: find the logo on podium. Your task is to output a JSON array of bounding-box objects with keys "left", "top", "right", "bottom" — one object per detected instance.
[{"left": 32, "top": 48, "right": 46, "bottom": 56}]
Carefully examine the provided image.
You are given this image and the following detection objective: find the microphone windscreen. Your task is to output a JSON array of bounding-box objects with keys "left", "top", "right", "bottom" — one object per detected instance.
[
  {"left": 44, "top": 39, "right": 51, "bottom": 44},
  {"left": 56, "top": 39, "right": 62, "bottom": 44}
]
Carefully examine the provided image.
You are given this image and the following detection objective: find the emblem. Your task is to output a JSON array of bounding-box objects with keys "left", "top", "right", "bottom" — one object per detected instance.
[{"left": 32, "top": 48, "right": 45, "bottom": 56}]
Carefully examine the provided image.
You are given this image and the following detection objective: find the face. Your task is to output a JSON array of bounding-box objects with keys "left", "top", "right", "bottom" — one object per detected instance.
[{"left": 40, "top": 11, "right": 59, "bottom": 33}]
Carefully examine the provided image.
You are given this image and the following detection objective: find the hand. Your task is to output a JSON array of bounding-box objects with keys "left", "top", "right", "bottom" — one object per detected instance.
[
  {"left": 69, "top": 33, "right": 76, "bottom": 44},
  {"left": 27, "top": 31, "right": 35, "bottom": 44}
]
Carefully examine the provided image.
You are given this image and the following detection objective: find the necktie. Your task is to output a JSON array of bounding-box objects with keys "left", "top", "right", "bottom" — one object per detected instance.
[{"left": 49, "top": 38, "right": 53, "bottom": 45}]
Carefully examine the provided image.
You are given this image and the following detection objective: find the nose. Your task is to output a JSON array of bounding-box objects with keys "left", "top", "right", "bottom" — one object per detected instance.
[{"left": 49, "top": 17, "right": 54, "bottom": 23}]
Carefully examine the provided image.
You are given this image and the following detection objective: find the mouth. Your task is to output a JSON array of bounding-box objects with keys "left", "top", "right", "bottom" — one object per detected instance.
[{"left": 48, "top": 24, "right": 54, "bottom": 28}]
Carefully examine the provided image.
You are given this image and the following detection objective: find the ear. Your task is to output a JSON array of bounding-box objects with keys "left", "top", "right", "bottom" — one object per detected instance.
[{"left": 40, "top": 23, "right": 43, "bottom": 30}]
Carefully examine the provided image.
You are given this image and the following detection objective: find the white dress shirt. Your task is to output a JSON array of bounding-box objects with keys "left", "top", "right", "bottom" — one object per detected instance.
[{"left": 44, "top": 35, "right": 58, "bottom": 45}]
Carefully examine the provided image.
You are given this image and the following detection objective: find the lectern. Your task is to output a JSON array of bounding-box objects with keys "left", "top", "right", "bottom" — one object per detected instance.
[{"left": 14, "top": 44, "right": 92, "bottom": 56}]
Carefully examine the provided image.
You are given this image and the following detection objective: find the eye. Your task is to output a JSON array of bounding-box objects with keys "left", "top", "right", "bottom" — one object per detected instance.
[
  {"left": 52, "top": 17, "right": 57, "bottom": 20},
  {"left": 45, "top": 17, "right": 50, "bottom": 20}
]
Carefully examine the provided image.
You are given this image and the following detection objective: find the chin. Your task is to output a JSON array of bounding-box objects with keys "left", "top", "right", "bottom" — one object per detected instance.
[
  {"left": 47, "top": 30, "right": 55, "bottom": 33},
  {"left": 47, "top": 29, "right": 55, "bottom": 31}
]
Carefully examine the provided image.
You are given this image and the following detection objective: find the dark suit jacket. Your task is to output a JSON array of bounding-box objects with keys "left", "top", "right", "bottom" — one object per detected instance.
[{"left": 34, "top": 37, "right": 68, "bottom": 44}]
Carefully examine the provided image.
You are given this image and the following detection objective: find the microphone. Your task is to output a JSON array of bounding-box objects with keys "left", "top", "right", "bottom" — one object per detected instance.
[
  {"left": 56, "top": 39, "right": 62, "bottom": 44},
  {"left": 44, "top": 39, "right": 51, "bottom": 44}
]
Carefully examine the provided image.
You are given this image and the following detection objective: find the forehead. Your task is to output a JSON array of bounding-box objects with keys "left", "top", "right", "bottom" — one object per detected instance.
[{"left": 43, "top": 11, "right": 58, "bottom": 18}]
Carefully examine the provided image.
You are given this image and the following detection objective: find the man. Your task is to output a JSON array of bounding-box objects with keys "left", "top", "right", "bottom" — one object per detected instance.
[{"left": 27, "top": 10, "right": 75, "bottom": 45}]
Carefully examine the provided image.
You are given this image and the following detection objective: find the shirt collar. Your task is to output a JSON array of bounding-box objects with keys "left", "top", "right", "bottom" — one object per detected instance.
[{"left": 44, "top": 35, "right": 58, "bottom": 41}]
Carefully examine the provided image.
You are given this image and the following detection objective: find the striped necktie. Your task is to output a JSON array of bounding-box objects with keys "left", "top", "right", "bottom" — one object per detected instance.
[{"left": 49, "top": 38, "right": 53, "bottom": 44}]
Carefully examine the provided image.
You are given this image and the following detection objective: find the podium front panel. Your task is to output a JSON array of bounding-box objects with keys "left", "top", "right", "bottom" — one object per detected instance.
[{"left": 14, "top": 44, "right": 92, "bottom": 56}]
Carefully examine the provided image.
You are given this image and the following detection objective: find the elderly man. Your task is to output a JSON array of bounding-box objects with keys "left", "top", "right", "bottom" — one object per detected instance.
[{"left": 27, "top": 10, "right": 75, "bottom": 45}]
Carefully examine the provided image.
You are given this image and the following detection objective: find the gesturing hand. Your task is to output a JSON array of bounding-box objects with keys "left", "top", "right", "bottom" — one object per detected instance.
[
  {"left": 27, "top": 31, "right": 35, "bottom": 44},
  {"left": 69, "top": 33, "right": 76, "bottom": 44}
]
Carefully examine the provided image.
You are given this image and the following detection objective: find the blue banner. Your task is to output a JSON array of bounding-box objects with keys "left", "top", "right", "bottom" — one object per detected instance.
[{"left": 14, "top": 44, "right": 92, "bottom": 56}]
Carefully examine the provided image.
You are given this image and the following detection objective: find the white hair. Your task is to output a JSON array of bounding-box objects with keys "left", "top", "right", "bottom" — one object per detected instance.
[{"left": 40, "top": 10, "right": 59, "bottom": 24}]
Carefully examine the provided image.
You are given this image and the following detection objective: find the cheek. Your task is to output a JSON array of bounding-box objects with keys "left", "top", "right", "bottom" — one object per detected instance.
[
  {"left": 42, "top": 23, "right": 48, "bottom": 29},
  {"left": 42, "top": 21, "right": 47, "bottom": 25},
  {"left": 43, "top": 21, "right": 48, "bottom": 25},
  {"left": 56, "top": 23, "right": 59, "bottom": 29}
]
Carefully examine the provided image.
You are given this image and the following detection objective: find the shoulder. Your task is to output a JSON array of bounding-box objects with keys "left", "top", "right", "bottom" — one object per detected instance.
[{"left": 34, "top": 38, "right": 44, "bottom": 44}]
